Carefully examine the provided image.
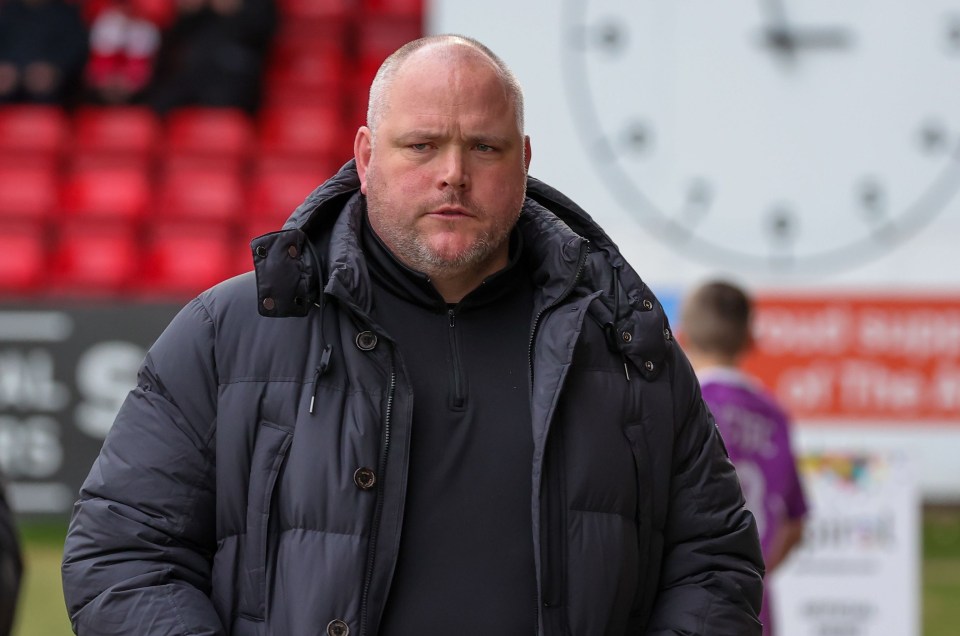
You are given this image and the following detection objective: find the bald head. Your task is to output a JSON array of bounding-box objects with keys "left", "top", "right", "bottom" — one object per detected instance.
[{"left": 366, "top": 35, "right": 525, "bottom": 140}]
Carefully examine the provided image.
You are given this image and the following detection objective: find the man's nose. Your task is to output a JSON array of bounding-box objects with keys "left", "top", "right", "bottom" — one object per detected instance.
[{"left": 439, "top": 148, "right": 469, "bottom": 190}]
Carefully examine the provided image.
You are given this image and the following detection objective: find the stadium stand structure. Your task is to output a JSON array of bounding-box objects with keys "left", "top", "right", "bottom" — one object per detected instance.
[{"left": 0, "top": 0, "right": 424, "bottom": 300}]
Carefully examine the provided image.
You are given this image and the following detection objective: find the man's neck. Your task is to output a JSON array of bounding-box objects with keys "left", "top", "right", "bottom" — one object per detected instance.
[{"left": 428, "top": 259, "right": 507, "bottom": 304}]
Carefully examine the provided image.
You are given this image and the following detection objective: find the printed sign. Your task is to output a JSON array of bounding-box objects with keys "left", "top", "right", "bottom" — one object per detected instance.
[
  {"left": 772, "top": 452, "right": 919, "bottom": 636},
  {"left": 744, "top": 294, "right": 960, "bottom": 423},
  {"left": 0, "top": 305, "right": 179, "bottom": 515}
]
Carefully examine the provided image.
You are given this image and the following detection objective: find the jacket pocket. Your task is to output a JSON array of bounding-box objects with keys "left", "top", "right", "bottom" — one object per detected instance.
[{"left": 238, "top": 420, "right": 293, "bottom": 622}]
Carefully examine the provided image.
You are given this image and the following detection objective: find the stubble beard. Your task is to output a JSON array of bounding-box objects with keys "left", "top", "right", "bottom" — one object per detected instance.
[{"left": 365, "top": 172, "right": 523, "bottom": 280}]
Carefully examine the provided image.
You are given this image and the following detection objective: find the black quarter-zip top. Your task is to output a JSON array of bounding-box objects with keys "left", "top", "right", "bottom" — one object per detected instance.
[{"left": 362, "top": 216, "right": 537, "bottom": 636}]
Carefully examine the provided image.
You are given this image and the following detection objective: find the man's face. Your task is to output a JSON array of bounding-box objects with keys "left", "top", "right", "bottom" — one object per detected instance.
[{"left": 355, "top": 48, "right": 532, "bottom": 282}]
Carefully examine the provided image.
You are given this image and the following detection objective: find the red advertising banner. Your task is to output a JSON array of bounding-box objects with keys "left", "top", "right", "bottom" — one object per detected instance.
[{"left": 742, "top": 294, "right": 960, "bottom": 425}]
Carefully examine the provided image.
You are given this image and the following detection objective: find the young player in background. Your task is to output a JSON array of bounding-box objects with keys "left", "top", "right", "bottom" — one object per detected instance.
[{"left": 682, "top": 280, "right": 809, "bottom": 636}]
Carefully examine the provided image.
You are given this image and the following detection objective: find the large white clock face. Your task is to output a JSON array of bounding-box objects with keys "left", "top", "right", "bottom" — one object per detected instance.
[{"left": 562, "top": 0, "right": 960, "bottom": 273}]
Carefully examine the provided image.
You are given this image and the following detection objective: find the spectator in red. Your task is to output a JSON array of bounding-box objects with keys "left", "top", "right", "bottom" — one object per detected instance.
[
  {"left": 146, "top": 0, "right": 276, "bottom": 114},
  {"left": 84, "top": 0, "right": 171, "bottom": 105},
  {"left": 0, "top": 0, "right": 88, "bottom": 105}
]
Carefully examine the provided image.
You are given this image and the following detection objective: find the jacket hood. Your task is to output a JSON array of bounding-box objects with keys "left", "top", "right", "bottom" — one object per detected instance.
[{"left": 523, "top": 174, "right": 672, "bottom": 380}]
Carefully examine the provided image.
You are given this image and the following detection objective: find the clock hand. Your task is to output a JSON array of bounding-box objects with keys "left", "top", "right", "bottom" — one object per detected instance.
[
  {"left": 758, "top": 0, "right": 798, "bottom": 60},
  {"left": 757, "top": 0, "right": 853, "bottom": 55},
  {"left": 759, "top": 26, "right": 853, "bottom": 55},
  {"left": 779, "top": 27, "right": 853, "bottom": 50},
  {"left": 759, "top": 0, "right": 793, "bottom": 34}
]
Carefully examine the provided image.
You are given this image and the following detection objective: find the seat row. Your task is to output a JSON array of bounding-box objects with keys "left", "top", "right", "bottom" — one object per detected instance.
[
  {"left": 1, "top": 221, "right": 253, "bottom": 300},
  {"left": 0, "top": 164, "right": 324, "bottom": 299},
  {"left": 0, "top": 104, "right": 350, "bottom": 175},
  {"left": 0, "top": 160, "right": 328, "bottom": 230}
]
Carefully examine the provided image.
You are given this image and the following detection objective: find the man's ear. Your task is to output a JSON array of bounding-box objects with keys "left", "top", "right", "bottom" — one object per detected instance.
[
  {"left": 354, "top": 126, "right": 373, "bottom": 195},
  {"left": 524, "top": 135, "right": 532, "bottom": 173}
]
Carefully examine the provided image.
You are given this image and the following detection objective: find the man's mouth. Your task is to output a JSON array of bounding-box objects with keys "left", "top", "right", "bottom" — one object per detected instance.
[{"left": 431, "top": 206, "right": 471, "bottom": 217}]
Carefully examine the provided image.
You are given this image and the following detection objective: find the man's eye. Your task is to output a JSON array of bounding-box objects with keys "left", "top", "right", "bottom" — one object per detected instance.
[
  {"left": 476, "top": 144, "right": 494, "bottom": 152},
  {"left": 410, "top": 143, "right": 429, "bottom": 151}
]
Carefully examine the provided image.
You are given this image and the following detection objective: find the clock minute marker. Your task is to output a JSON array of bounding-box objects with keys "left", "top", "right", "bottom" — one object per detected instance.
[
  {"left": 569, "top": 18, "right": 627, "bottom": 53},
  {"left": 576, "top": 20, "right": 628, "bottom": 55},
  {"left": 764, "top": 205, "right": 798, "bottom": 267},
  {"left": 682, "top": 178, "right": 713, "bottom": 222},
  {"left": 919, "top": 119, "right": 949, "bottom": 155},
  {"left": 622, "top": 120, "right": 653, "bottom": 154},
  {"left": 596, "top": 22, "right": 625, "bottom": 51},
  {"left": 858, "top": 178, "right": 887, "bottom": 222},
  {"left": 766, "top": 206, "right": 797, "bottom": 241},
  {"left": 857, "top": 179, "right": 899, "bottom": 244},
  {"left": 945, "top": 14, "right": 960, "bottom": 53}
]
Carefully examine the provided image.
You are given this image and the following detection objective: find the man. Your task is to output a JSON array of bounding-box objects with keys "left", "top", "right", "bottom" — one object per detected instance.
[
  {"left": 681, "top": 280, "right": 808, "bottom": 636},
  {"left": 145, "top": 0, "right": 277, "bottom": 114},
  {"left": 62, "top": 35, "right": 763, "bottom": 635}
]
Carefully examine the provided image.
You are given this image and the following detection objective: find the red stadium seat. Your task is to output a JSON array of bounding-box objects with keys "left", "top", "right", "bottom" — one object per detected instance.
[
  {"left": 357, "top": 14, "right": 422, "bottom": 61},
  {"left": 60, "top": 166, "right": 152, "bottom": 222},
  {"left": 50, "top": 223, "right": 139, "bottom": 295},
  {"left": 360, "top": 0, "right": 423, "bottom": 17},
  {"left": 246, "top": 168, "right": 322, "bottom": 238},
  {"left": 252, "top": 148, "right": 344, "bottom": 180},
  {"left": 276, "top": 0, "right": 352, "bottom": 20},
  {"left": 164, "top": 107, "right": 255, "bottom": 170},
  {"left": 0, "top": 223, "right": 46, "bottom": 296},
  {"left": 258, "top": 105, "right": 344, "bottom": 164},
  {"left": 72, "top": 106, "right": 161, "bottom": 167},
  {"left": 0, "top": 105, "right": 69, "bottom": 164},
  {"left": 141, "top": 224, "right": 244, "bottom": 297},
  {"left": 0, "top": 166, "right": 58, "bottom": 222},
  {"left": 156, "top": 167, "right": 245, "bottom": 226},
  {"left": 263, "top": 39, "right": 347, "bottom": 108}
]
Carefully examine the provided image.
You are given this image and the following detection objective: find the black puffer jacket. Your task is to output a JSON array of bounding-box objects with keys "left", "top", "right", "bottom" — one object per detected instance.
[{"left": 62, "top": 161, "right": 763, "bottom": 635}]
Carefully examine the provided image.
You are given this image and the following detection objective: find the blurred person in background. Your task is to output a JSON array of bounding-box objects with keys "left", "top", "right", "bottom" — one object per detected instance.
[
  {"left": 83, "top": 0, "right": 170, "bottom": 105},
  {"left": 0, "top": 472, "right": 22, "bottom": 636},
  {"left": 145, "top": 0, "right": 276, "bottom": 114},
  {"left": 681, "top": 280, "right": 809, "bottom": 636},
  {"left": 62, "top": 35, "right": 763, "bottom": 635},
  {"left": 0, "top": 0, "right": 88, "bottom": 106}
]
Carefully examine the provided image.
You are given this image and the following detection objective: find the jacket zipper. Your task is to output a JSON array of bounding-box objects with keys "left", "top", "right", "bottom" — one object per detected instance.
[
  {"left": 527, "top": 240, "right": 590, "bottom": 383},
  {"left": 540, "top": 425, "right": 567, "bottom": 610},
  {"left": 360, "top": 368, "right": 396, "bottom": 636},
  {"left": 448, "top": 308, "right": 465, "bottom": 409},
  {"left": 528, "top": 239, "right": 589, "bottom": 632}
]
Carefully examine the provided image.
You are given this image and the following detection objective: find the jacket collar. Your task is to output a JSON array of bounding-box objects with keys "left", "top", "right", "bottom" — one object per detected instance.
[
  {"left": 251, "top": 160, "right": 586, "bottom": 318},
  {"left": 250, "top": 161, "right": 670, "bottom": 378}
]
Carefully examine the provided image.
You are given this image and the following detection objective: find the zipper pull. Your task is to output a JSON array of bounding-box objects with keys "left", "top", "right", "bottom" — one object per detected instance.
[{"left": 309, "top": 345, "right": 334, "bottom": 414}]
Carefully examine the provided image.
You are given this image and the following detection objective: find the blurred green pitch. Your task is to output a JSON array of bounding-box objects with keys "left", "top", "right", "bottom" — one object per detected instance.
[{"left": 10, "top": 510, "right": 960, "bottom": 636}]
